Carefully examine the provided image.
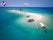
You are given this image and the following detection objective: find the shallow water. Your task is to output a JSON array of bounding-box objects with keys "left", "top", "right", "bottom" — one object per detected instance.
[{"left": 0, "top": 7, "right": 53, "bottom": 40}]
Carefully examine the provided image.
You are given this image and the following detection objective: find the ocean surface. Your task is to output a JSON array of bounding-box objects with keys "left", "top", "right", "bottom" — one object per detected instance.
[{"left": 0, "top": 7, "right": 53, "bottom": 40}]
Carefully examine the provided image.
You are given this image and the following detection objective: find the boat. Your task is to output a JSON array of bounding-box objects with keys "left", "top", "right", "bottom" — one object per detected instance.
[
  {"left": 40, "top": 22, "right": 46, "bottom": 31},
  {"left": 27, "top": 18, "right": 34, "bottom": 22}
]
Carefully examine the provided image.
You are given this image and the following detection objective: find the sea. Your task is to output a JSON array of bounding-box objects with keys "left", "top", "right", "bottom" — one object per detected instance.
[{"left": 0, "top": 7, "right": 53, "bottom": 40}]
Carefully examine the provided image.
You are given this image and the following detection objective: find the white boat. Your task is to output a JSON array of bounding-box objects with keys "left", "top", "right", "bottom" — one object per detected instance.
[
  {"left": 40, "top": 22, "right": 46, "bottom": 31},
  {"left": 40, "top": 22, "right": 45, "bottom": 27}
]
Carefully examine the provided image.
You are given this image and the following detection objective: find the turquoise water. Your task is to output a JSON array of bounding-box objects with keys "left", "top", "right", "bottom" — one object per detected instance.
[{"left": 0, "top": 7, "right": 53, "bottom": 40}]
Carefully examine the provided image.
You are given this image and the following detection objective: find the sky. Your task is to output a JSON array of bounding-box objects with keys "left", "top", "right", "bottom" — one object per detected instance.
[{"left": 0, "top": 0, "right": 53, "bottom": 7}]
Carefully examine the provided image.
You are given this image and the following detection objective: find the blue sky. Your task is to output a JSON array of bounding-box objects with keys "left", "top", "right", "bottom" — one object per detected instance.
[{"left": 0, "top": 0, "right": 53, "bottom": 7}]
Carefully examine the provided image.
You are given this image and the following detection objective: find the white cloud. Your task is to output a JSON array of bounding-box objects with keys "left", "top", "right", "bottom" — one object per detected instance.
[{"left": 24, "top": 3, "right": 29, "bottom": 5}]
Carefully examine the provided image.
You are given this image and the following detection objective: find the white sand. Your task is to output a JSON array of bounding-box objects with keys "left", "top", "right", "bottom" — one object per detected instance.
[
  {"left": 8, "top": 10, "right": 44, "bottom": 22},
  {"left": 8, "top": 10, "right": 46, "bottom": 29}
]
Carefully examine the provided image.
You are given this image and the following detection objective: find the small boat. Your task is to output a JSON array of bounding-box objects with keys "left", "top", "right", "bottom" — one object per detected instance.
[
  {"left": 27, "top": 18, "right": 34, "bottom": 22},
  {"left": 19, "top": 9, "right": 22, "bottom": 11},
  {"left": 26, "top": 15, "right": 30, "bottom": 17},
  {"left": 40, "top": 22, "right": 46, "bottom": 31}
]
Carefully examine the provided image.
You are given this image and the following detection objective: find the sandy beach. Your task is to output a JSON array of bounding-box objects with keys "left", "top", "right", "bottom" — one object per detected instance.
[{"left": 8, "top": 10, "right": 47, "bottom": 29}]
